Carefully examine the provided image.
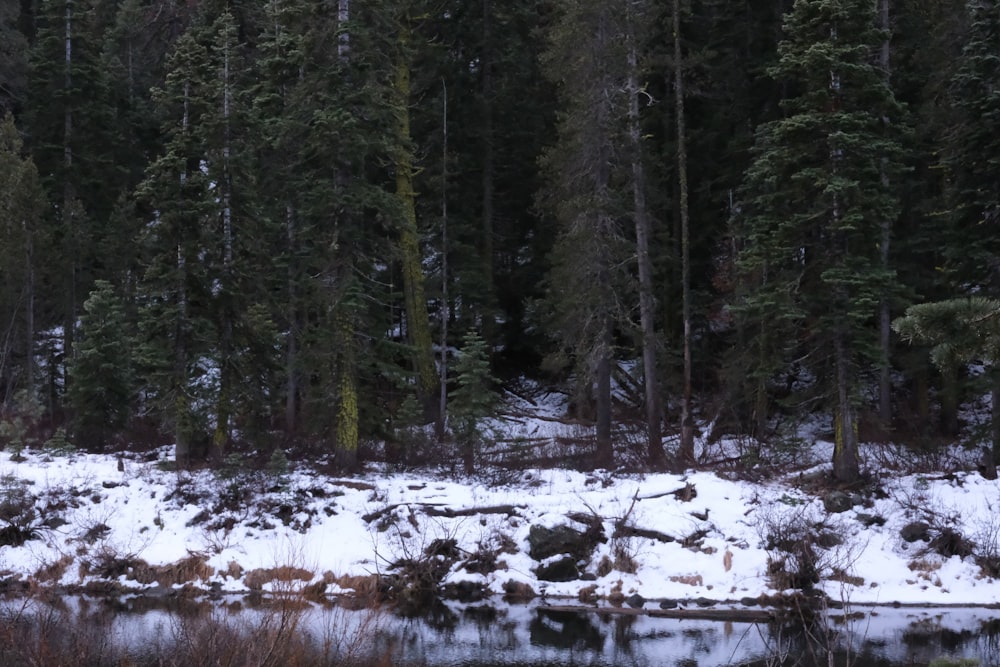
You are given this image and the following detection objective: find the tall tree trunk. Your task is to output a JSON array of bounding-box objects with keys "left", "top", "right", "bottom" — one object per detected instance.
[
  {"left": 437, "top": 79, "right": 449, "bottom": 440},
  {"left": 394, "top": 19, "right": 438, "bottom": 419},
  {"left": 334, "top": 1, "right": 358, "bottom": 469},
  {"left": 174, "top": 243, "right": 191, "bottom": 468},
  {"left": 24, "top": 223, "right": 34, "bottom": 396},
  {"left": 626, "top": 2, "right": 665, "bottom": 470},
  {"left": 334, "top": 273, "right": 359, "bottom": 471},
  {"left": 832, "top": 332, "right": 859, "bottom": 483},
  {"left": 174, "top": 81, "right": 192, "bottom": 468},
  {"left": 480, "top": 0, "right": 495, "bottom": 318},
  {"left": 877, "top": 0, "right": 893, "bottom": 429},
  {"left": 595, "top": 319, "right": 613, "bottom": 469},
  {"left": 62, "top": 0, "right": 75, "bottom": 370},
  {"left": 211, "top": 24, "right": 235, "bottom": 462},
  {"left": 941, "top": 364, "right": 959, "bottom": 436},
  {"left": 285, "top": 204, "right": 298, "bottom": 434},
  {"left": 674, "top": 0, "right": 695, "bottom": 466}
]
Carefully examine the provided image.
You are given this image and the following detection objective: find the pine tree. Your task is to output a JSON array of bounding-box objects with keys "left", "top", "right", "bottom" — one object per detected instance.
[
  {"left": 946, "top": 0, "right": 1000, "bottom": 289},
  {"left": 0, "top": 1, "right": 28, "bottom": 114},
  {"left": 540, "top": 0, "right": 629, "bottom": 470},
  {"left": 0, "top": 112, "right": 46, "bottom": 401},
  {"left": 134, "top": 22, "right": 219, "bottom": 465},
  {"left": 736, "top": 0, "right": 905, "bottom": 482},
  {"left": 450, "top": 329, "right": 497, "bottom": 473},
  {"left": 26, "top": 0, "right": 120, "bottom": 364},
  {"left": 67, "top": 280, "right": 133, "bottom": 448},
  {"left": 393, "top": 9, "right": 439, "bottom": 421}
]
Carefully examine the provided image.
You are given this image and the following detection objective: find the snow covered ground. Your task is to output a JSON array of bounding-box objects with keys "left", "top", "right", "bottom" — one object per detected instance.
[{"left": 2, "top": 417, "right": 1000, "bottom": 611}]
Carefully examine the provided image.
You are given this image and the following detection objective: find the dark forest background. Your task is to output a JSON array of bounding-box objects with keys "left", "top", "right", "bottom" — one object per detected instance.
[{"left": 1, "top": 0, "right": 998, "bottom": 482}]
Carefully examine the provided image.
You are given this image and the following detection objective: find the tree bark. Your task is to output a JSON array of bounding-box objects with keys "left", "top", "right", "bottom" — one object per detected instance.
[
  {"left": 832, "top": 332, "right": 859, "bottom": 483},
  {"left": 437, "top": 79, "right": 449, "bottom": 440},
  {"left": 394, "top": 18, "right": 438, "bottom": 420},
  {"left": 877, "top": 0, "right": 893, "bottom": 429},
  {"left": 674, "top": 0, "right": 695, "bottom": 466},
  {"left": 481, "top": 0, "right": 495, "bottom": 304},
  {"left": 626, "top": 1, "right": 665, "bottom": 470},
  {"left": 285, "top": 205, "right": 298, "bottom": 434},
  {"left": 595, "top": 321, "right": 613, "bottom": 469}
]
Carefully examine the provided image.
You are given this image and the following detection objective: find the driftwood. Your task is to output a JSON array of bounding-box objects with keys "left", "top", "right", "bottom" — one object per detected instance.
[
  {"left": 363, "top": 502, "right": 524, "bottom": 523},
  {"left": 423, "top": 504, "right": 526, "bottom": 518},
  {"left": 637, "top": 482, "right": 697, "bottom": 502},
  {"left": 539, "top": 604, "right": 776, "bottom": 623}
]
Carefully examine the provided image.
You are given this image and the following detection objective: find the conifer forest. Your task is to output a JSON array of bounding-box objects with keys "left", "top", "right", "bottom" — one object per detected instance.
[{"left": 1, "top": 0, "right": 999, "bottom": 484}]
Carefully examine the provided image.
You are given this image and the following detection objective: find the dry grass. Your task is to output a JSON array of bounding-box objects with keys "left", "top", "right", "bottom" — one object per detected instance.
[
  {"left": 244, "top": 565, "right": 315, "bottom": 591},
  {"left": 0, "top": 592, "right": 394, "bottom": 666},
  {"left": 669, "top": 574, "right": 704, "bottom": 587}
]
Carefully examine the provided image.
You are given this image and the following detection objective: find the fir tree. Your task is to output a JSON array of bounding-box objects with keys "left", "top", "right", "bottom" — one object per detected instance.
[
  {"left": 67, "top": 280, "right": 134, "bottom": 448},
  {"left": 0, "top": 112, "right": 46, "bottom": 401},
  {"left": 736, "top": 0, "right": 906, "bottom": 482},
  {"left": 450, "top": 329, "right": 497, "bottom": 473}
]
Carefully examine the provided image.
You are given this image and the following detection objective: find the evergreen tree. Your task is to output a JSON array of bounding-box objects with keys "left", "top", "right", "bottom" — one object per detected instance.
[
  {"left": 134, "top": 22, "right": 220, "bottom": 465},
  {"left": 393, "top": 8, "right": 439, "bottom": 421},
  {"left": 946, "top": 0, "right": 1000, "bottom": 290},
  {"left": 735, "top": 0, "right": 905, "bottom": 482},
  {"left": 0, "top": 1, "right": 28, "bottom": 114},
  {"left": 0, "top": 112, "right": 46, "bottom": 402},
  {"left": 450, "top": 328, "right": 497, "bottom": 473},
  {"left": 67, "top": 280, "right": 133, "bottom": 448},
  {"left": 540, "top": 0, "right": 630, "bottom": 470}
]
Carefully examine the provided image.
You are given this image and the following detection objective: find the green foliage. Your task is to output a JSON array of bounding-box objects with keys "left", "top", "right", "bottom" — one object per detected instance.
[
  {"left": 734, "top": 0, "right": 906, "bottom": 419},
  {"left": 943, "top": 0, "right": 1000, "bottom": 291},
  {"left": 894, "top": 297, "right": 1000, "bottom": 368},
  {"left": 43, "top": 428, "right": 75, "bottom": 456},
  {"left": 268, "top": 448, "right": 290, "bottom": 479},
  {"left": 68, "top": 280, "right": 134, "bottom": 449},
  {"left": 450, "top": 329, "right": 498, "bottom": 443},
  {"left": 0, "top": 390, "right": 43, "bottom": 461},
  {"left": 0, "top": 474, "right": 38, "bottom": 545},
  {"left": 0, "top": 112, "right": 46, "bottom": 400}
]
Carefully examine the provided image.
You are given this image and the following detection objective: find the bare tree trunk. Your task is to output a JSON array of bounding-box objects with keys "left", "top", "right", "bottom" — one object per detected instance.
[
  {"left": 394, "top": 18, "right": 438, "bottom": 419},
  {"left": 335, "top": 1, "right": 358, "bottom": 469},
  {"left": 832, "top": 332, "right": 859, "bottom": 483},
  {"left": 595, "top": 321, "right": 613, "bottom": 469},
  {"left": 877, "top": 0, "right": 893, "bottom": 429},
  {"left": 285, "top": 205, "right": 297, "bottom": 434},
  {"left": 481, "top": 0, "right": 494, "bottom": 296},
  {"left": 437, "top": 79, "right": 449, "bottom": 440},
  {"left": 174, "top": 80, "right": 192, "bottom": 468},
  {"left": 62, "top": 0, "right": 75, "bottom": 369},
  {"left": 25, "top": 225, "right": 34, "bottom": 396},
  {"left": 625, "top": 1, "right": 665, "bottom": 470},
  {"left": 211, "top": 23, "right": 235, "bottom": 462},
  {"left": 674, "top": 0, "right": 695, "bottom": 466}
]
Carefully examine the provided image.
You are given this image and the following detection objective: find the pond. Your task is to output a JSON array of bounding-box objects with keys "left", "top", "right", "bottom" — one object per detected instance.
[{"left": 0, "top": 595, "right": 997, "bottom": 666}]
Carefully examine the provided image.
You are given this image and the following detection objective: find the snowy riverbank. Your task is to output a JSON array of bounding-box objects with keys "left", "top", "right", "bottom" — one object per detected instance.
[{"left": 2, "top": 438, "right": 1000, "bottom": 610}]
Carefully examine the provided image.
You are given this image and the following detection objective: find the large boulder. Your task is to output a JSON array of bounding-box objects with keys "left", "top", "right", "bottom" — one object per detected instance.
[
  {"left": 528, "top": 522, "right": 604, "bottom": 562},
  {"left": 535, "top": 556, "right": 580, "bottom": 582},
  {"left": 900, "top": 521, "right": 930, "bottom": 543}
]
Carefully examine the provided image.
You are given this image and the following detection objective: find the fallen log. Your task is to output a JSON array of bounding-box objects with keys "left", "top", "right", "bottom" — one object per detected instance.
[
  {"left": 612, "top": 524, "right": 676, "bottom": 543},
  {"left": 422, "top": 504, "right": 526, "bottom": 518}
]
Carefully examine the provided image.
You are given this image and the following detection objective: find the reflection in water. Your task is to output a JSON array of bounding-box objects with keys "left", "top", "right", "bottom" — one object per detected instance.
[{"left": 1, "top": 596, "right": 999, "bottom": 666}]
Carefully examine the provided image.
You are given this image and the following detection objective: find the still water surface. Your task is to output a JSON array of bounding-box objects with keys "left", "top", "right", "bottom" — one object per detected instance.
[{"left": 4, "top": 595, "right": 999, "bottom": 666}]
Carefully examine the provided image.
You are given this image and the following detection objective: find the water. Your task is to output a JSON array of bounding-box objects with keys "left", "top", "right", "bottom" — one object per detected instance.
[{"left": 1, "top": 595, "right": 997, "bottom": 666}]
